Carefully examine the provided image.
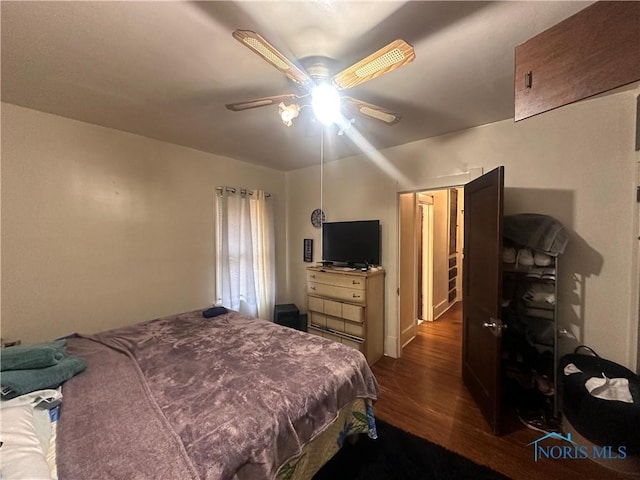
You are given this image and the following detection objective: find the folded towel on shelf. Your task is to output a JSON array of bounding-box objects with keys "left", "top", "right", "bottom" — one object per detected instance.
[
  {"left": 202, "top": 306, "right": 228, "bottom": 318},
  {"left": 523, "top": 291, "right": 556, "bottom": 305},
  {"left": 522, "top": 283, "right": 556, "bottom": 305},
  {"left": 1, "top": 340, "right": 68, "bottom": 371},
  {"left": 525, "top": 267, "right": 545, "bottom": 280},
  {"left": 541, "top": 268, "right": 556, "bottom": 281},
  {"left": 1, "top": 356, "right": 87, "bottom": 400},
  {"left": 516, "top": 248, "right": 534, "bottom": 267},
  {"left": 534, "top": 251, "right": 553, "bottom": 266},
  {"left": 504, "top": 214, "right": 568, "bottom": 256},
  {"left": 503, "top": 246, "right": 516, "bottom": 263}
]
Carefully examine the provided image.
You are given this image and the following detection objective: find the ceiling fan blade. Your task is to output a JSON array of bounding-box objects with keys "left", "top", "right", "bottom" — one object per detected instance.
[
  {"left": 226, "top": 94, "right": 299, "bottom": 111},
  {"left": 343, "top": 97, "right": 401, "bottom": 124},
  {"left": 332, "top": 39, "right": 415, "bottom": 90},
  {"left": 233, "top": 30, "right": 311, "bottom": 86}
]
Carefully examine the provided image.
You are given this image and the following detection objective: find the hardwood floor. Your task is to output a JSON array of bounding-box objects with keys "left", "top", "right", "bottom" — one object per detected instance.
[{"left": 371, "top": 302, "right": 638, "bottom": 479}]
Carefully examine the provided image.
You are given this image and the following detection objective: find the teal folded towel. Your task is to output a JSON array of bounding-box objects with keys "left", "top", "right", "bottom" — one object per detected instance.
[
  {"left": 0, "top": 355, "right": 87, "bottom": 399},
  {"left": 1, "top": 339, "right": 68, "bottom": 371}
]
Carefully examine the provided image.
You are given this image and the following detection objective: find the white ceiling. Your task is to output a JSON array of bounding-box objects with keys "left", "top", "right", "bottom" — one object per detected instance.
[{"left": 1, "top": 1, "right": 592, "bottom": 171}]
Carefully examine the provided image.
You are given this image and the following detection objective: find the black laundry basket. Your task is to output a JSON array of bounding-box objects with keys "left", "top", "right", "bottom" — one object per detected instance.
[{"left": 559, "top": 346, "right": 640, "bottom": 455}]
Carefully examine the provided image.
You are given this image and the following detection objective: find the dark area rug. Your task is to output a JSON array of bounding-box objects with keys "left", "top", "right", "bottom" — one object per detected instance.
[{"left": 313, "top": 419, "right": 510, "bottom": 480}]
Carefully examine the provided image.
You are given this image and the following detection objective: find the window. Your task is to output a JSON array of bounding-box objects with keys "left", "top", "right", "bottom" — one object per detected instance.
[{"left": 215, "top": 188, "right": 275, "bottom": 320}]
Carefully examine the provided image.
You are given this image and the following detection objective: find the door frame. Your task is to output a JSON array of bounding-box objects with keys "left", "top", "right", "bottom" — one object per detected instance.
[
  {"left": 635, "top": 157, "right": 640, "bottom": 372},
  {"left": 399, "top": 192, "right": 420, "bottom": 348},
  {"left": 395, "top": 168, "right": 483, "bottom": 358},
  {"left": 418, "top": 199, "right": 434, "bottom": 322}
]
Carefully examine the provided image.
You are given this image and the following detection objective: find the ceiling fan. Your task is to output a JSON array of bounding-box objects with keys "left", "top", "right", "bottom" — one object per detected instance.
[{"left": 225, "top": 30, "right": 415, "bottom": 128}]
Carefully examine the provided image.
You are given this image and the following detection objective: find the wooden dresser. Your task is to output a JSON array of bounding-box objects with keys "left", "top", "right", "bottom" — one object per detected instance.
[{"left": 306, "top": 266, "right": 384, "bottom": 365}]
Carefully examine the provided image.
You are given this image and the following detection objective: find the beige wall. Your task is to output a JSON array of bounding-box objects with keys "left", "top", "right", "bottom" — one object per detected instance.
[
  {"left": 1, "top": 103, "right": 287, "bottom": 344},
  {"left": 286, "top": 85, "right": 639, "bottom": 369},
  {"left": 284, "top": 155, "right": 397, "bottom": 319}
]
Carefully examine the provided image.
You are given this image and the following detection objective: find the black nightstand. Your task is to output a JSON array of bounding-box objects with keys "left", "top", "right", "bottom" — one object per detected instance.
[{"left": 274, "top": 304, "right": 304, "bottom": 331}]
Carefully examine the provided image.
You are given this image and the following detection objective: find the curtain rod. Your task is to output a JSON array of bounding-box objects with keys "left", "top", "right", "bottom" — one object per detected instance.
[{"left": 215, "top": 186, "right": 271, "bottom": 198}]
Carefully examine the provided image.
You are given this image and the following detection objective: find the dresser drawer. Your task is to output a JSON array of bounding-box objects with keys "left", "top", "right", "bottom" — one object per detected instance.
[
  {"left": 344, "top": 321, "right": 364, "bottom": 338},
  {"left": 326, "top": 316, "right": 345, "bottom": 332},
  {"left": 308, "top": 296, "right": 324, "bottom": 313},
  {"left": 308, "top": 296, "right": 357, "bottom": 317},
  {"left": 309, "top": 311, "right": 326, "bottom": 328},
  {"left": 308, "top": 282, "right": 366, "bottom": 303},
  {"left": 307, "top": 271, "right": 366, "bottom": 290},
  {"left": 307, "top": 295, "right": 365, "bottom": 338},
  {"left": 324, "top": 299, "right": 343, "bottom": 317},
  {"left": 342, "top": 303, "right": 364, "bottom": 323},
  {"left": 307, "top": 326, "right": 364, "bottom": 354},
  {"left": 315, "top": 315, "right": 363, "bottom": 339}
]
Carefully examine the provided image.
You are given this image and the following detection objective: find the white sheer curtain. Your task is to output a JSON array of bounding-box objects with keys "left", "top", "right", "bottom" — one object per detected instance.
[{"left": 215, "top": 188, "right": 275, "bottom": 320}]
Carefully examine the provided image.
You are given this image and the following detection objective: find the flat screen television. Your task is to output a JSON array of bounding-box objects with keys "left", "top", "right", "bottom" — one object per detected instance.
[{"left": 322, "top": 220, "right": 381, "bottom": 266}]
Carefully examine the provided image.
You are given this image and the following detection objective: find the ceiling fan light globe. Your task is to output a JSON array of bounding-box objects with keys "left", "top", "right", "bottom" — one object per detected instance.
[
  {"left": 278, "top": 102, "right": 300, "bottom": 126},
  {"left": 311, "top": 84, "right": 341, "bottom": 125},
  {"left": 281, "top": 110, "right": 294, "bottom": 122}
]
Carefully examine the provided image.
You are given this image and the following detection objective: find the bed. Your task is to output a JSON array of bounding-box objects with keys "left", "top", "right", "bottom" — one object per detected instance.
[{"left": 54, "top": 308, "right": 379, "bottom": 479}]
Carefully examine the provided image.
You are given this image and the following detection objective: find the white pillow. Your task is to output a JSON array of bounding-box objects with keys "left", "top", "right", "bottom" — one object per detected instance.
[{"left": 0, "top": 404, "right": 52, "bottom": 479}]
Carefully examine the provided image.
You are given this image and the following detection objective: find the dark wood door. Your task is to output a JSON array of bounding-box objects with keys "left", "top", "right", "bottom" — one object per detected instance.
[{"left": 462, "top": 166, "right": 504, "bottom": 435}]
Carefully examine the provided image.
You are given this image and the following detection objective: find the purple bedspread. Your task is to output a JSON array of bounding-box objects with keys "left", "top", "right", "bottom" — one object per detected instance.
[{"left": 58, "top": 310, "right": 379, "bottom": 479}]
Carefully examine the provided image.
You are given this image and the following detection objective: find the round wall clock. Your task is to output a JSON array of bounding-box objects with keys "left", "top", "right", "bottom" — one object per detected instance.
[{"left": 310, "top": 208, "right": 325, "bottom": 228}]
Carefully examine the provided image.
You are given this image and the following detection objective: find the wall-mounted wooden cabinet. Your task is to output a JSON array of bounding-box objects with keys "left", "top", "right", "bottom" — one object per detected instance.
[{"left": 514, "top": 1, "right": 640, "bottom": 121}]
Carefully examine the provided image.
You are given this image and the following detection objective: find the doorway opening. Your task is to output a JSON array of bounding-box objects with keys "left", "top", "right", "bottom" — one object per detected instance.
[{"left": 399, "top": 187, "right": 464, "bottom": 350}]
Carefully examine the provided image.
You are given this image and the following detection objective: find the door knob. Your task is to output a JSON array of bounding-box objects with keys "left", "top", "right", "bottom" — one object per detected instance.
[{"left": 482, "top": 319, "right": 506, "bottom": 330}]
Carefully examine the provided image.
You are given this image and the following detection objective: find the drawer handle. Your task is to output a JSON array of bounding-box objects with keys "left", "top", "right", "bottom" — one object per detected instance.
[
  {"left": 310, "top": 286, "right": 316, "bottom": 290},
  {"left": 352, "top": 293, "right": 361, "bottom": 298},
  {"left": 352, "top": 280, "right": 361, "bottom": 285},
  {"left": 310, "top": 274, "right": 316, "bottom": 278}
]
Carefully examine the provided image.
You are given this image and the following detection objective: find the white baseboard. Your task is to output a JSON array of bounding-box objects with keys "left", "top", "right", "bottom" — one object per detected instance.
[{"left": 433, "top": 299, "right": 449, "bottom": 320}]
